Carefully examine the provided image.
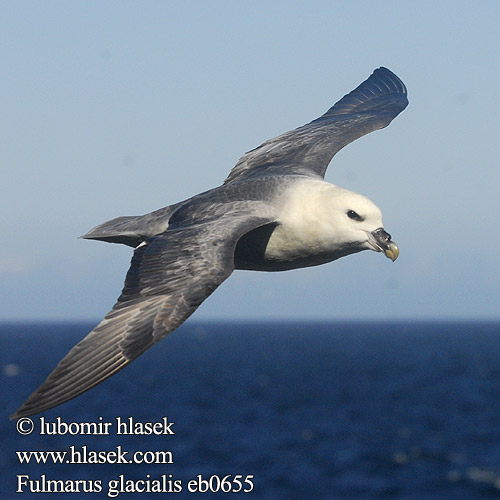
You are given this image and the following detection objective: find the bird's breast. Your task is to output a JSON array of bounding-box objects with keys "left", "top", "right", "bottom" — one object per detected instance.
[
  {"left": 234, "top": 220, "right": 349, "bottom": 272},
  {"left": 234, "top": 178, "right": 348, "bottom": 271}
]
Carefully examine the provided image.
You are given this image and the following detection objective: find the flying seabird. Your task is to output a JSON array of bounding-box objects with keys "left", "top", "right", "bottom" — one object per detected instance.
[{"left": 11, "top": 67, "right": 408, "bottom": 419}]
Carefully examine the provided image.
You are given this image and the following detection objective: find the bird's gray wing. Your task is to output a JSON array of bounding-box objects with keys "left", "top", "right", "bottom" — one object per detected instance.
[
  {"left": 224, "top": 67, "right": 408, "bottom": 184},
  {"left": 11, "top": 212, "right": 270, "bottom": 419}
]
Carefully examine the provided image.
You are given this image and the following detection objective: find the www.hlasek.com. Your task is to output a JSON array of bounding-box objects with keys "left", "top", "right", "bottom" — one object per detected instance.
[
  {"left": 15, "top": 416, "right": 255, "bottom": 496},
  {"left": 17, "top": 446, "right": 174, "bottom": 465}
]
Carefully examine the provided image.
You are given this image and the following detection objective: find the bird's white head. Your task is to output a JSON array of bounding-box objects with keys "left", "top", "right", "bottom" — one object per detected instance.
[
  {"left": 266, "top": 179, "right": 398, "bottom": 267},
  {"left": 317, "top": 184, "right": 399, "bottom": 261},
  {"left": 273, "top": 180, "right": 399, "bottom": 263}
]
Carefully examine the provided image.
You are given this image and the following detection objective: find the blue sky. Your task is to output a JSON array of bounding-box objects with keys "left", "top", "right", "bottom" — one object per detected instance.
[{"left": 1, "top": 1, "right": 499, "bottom": 321}]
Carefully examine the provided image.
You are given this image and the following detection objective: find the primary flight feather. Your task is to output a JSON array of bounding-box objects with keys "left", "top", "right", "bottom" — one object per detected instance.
[{"left": 11, "top": 67, "right": 408, "bottom": 419}]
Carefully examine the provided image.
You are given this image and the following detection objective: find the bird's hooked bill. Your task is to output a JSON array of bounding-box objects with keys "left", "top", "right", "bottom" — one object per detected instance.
[
  {"left": 384, "top": 241, "right": 399, "bottom": 262},
  {"left": 371, "top": 228, "right": 399, "bottom": 261}
]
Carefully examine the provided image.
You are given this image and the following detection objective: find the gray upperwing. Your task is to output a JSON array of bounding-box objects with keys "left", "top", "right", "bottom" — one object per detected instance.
[
  {"left": 11, "top": 213, "right": 271, "bottom": 419},
  {"left": 224, "top": 67, "right": 408, "bottom": 184}
]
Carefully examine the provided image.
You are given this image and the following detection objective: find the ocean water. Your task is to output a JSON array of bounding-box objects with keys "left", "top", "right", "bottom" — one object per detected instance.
[{"left": 1, "top": 321, "right": 500, "bottom": 499}]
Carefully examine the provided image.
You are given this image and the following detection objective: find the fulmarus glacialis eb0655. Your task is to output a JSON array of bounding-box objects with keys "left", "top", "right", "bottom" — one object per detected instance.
[{"left": 11, "top": 67, "right": 408, "bottom": 419}]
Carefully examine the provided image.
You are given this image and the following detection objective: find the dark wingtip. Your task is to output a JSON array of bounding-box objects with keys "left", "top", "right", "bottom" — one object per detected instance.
[
  {"left": 9, "top": 406, "right": 28, "bottom": 420},
  {"left": 10, "top": 399, "right": 44, "bottom": 420},
  {"left": 323, "top": 67, "right": 408, "bottom": 118},
  {"left": 372, "top": 66, "right": 408, "bottom": 96}
]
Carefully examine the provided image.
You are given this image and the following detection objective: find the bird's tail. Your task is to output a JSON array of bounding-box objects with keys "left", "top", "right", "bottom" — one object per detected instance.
[{"left": 81, "top": 202, "right": 181, "bottom": 248}]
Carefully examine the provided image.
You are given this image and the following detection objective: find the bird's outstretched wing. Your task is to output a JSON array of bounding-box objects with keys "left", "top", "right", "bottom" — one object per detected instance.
[
  {"left": 11, "top": 213, "right": 270, "bottom": 419},
  {"left": 224, "top": 67, "right": 408, "bottom": 184}
]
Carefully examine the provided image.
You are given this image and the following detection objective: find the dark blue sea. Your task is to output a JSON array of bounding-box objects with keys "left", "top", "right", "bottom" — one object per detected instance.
[{"left": 2, "top": 321, "right": 500, "bottom": 499}]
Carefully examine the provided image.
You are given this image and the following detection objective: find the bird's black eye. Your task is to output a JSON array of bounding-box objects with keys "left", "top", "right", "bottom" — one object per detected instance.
[{"left": 347, "top": 210, "right": 364, "bottom": 222}]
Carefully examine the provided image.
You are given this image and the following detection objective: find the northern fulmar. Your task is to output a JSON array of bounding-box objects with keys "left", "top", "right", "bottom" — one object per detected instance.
[{"left": 11, "top": 67, "right": 408, "bottom": 419}]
